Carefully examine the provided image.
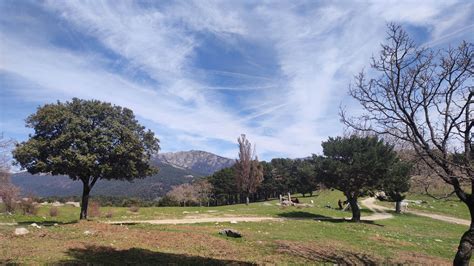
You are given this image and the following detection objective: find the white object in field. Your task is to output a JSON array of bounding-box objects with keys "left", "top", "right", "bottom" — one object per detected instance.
[
  {"left": 30, "top": 223, "right": 41, "bottom": 229},
  {"left": 14, "top": 228, "right": 29, "bottom": 236},
  {"left": 400, "top": 201, "right": 409, "bottom": 212}
]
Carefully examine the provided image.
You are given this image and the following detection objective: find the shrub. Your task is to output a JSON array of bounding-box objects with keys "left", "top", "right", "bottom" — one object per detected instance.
[
  {"left": 104, "top": 210, "right": 114, "bottom": 218},
  {"left": 49, "top": 206, "right": 59, "bottom": 217},
  {"left": 0, "top": 184, "right": 20, "bottom": 213},
  {"left": 20, "top": 198, "right": 39, "bottom": 215},
  {"left": 88, "top": 201, "right": 101, "bottom": 218},
  {"left": 129, "top": 205, "right": 139, "bottom": 213}
]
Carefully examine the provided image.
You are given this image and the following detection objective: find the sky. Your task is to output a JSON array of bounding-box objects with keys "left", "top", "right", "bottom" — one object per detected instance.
[{"left": 0, "top": 0, "right": 473, "bottom": 161}]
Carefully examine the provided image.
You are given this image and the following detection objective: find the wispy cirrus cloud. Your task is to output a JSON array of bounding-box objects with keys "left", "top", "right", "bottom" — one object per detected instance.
[{"left": 0, "top": 0, "right": 472, "bottom": 160}]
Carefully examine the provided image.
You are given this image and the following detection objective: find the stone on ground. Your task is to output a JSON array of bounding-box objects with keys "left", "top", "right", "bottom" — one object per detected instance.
[
  {"left": 219, "top": 229, "right": 242, "bottom": 238},
  {"left": 14, "top": 227, "right": 29, "bottom": 236}
]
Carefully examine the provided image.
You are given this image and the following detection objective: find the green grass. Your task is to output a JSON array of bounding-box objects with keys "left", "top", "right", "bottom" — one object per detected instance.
[
  {"left": 0, "top": 190, "right": 469, "bottom": 264},
  {"left": 377, "top": 193, "right": 470, "bottom": 220}
]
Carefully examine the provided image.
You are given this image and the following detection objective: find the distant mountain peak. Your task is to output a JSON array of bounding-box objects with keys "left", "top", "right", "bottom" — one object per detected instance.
[{"left": 154, "top": 150, "right": 235, "bottom": 176}]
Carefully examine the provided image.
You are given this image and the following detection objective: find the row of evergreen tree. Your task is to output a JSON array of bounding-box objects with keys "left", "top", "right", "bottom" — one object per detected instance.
[{"left": 206, "top": 135, "right": 411, "bottom": 222}]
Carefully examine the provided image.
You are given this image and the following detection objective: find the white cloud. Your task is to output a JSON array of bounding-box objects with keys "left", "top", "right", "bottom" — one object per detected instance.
[{"left": 1, "top": 0, "right": 472, "bottom": 160}]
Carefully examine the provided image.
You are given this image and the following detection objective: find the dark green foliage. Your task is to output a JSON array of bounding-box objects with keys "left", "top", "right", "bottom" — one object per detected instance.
[
  {"left": 13, "top": 98, "right": 160, "bottom": 219},
  {"left": 208, "top": 167, "right": 237, "bottom": 205},
  {"left": 293, "top": 159, "right": 319, "bottom": 196},
  {"left": 208, "top": 158, "right": 320, "bottom": 205},
  {"left": 317, "top": 135, "right": 406, "bottom": 222},
  {"left": 384, "top": 160, "right": 412, "bottom": 203}
]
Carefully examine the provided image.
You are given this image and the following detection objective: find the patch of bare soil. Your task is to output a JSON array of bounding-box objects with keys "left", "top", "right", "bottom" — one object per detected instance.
[
  {"left": 368, "top": 235, "right": 415, "bottom": 247},
  {"left": 394, "top": 251, "right": 450, "bottom": 265},
  {"left": 276, "top": 240, "right": 380, "bottom": 265},
  {"left": 70, "top": 221, "right": 251, "bottom": 261}
]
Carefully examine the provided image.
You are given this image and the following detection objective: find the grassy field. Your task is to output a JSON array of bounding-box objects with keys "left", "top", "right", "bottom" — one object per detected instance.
[
  {"left": 0, "top": 190, "right": 468, "bottom": 264},
  {"left": 377, "top": 193, "right": 470, "bottom": 220}
]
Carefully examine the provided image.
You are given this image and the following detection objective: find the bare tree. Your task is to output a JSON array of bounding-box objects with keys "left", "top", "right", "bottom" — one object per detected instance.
[
  {"left": 193, "top": 179, "right": 213, "bottom": 207},
  {"left": 166, "top": 183, "right": 197, "bottom": 207},
  {"left": 341, "top": 24, "right": 473, "bottom": 264},
  {"left": 235, "top": 134, "right": 263, "bottom": 205},
  {"left": 0, "top": 134, "right": 19, "bottom": 213}
]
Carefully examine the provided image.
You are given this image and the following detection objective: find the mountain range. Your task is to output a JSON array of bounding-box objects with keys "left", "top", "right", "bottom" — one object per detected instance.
[{"left": 11, "top": 150, "right": 235, "bottom": 199}]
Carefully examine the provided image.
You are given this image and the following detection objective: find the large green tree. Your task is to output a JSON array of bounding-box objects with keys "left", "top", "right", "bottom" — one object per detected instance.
[
  {"left": 13, "top": 98, "right": 160, "bottom": 219},
  {"left": 293, "top": 159, "right": 319, "bottom": 197},
  {"left": 317, "top": 135, "right": 401, "bottom": 222},
  {"left": 382, "top": 160, "right": 412, "bottom": 213}
]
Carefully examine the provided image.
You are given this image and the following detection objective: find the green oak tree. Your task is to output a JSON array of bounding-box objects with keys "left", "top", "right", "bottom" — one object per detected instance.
[
  {"left": 383, "top": 160, "right": 412, "bottom": 213},
  {"left": 317, "top": 135, "right": 401, "bottom": 222},
  {"left": 13, "top": 98, "right": 160, "bottom": 219}
]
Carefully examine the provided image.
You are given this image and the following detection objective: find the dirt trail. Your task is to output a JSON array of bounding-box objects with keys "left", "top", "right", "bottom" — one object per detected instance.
[
  {"left": 358, "top": 198, "right": 393, "bottom": 221},
  {"left": 363, "top": 197, "right": 470, "bottom": 226},
  {"left": 106, "top": 216, "right": 282, "bottom": 225}
]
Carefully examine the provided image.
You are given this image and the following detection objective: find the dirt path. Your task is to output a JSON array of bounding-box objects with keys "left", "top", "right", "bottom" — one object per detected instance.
[
  {"left": 363, "top": 197, "right": 470, "bottom": 226},
  {"left": 106, "top": 216, "right": 282, "bottom": 225},
  {"left": 359, "top": 197, "right": 393, "bottom": 221}
]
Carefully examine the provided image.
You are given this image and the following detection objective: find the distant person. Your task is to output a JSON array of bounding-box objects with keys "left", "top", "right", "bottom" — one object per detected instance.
[{"left": 338, "top": 199, "right": 343, "bottom": 210}]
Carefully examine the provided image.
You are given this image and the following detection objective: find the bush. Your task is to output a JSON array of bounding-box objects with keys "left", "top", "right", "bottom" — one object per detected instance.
[
  {"left": 88, "top": 201, "right": 101, "bottom": 218},
  {"left": 104, "top": 210, "right": 114, "bottom": 218},
  {"left": 20, "top": 198, "right": 39, "bottom": 215},
  {"left": 49, "top": 206, "right": 59, "bottom": 217},
  {"left": 129, "top": 205, "right": 139, "bottom": 213}
]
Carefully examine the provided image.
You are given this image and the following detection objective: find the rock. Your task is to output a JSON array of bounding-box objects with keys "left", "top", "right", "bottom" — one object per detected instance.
[
  {"left": 65, "top": 201, "right": 80, "bottom": 207},
  {"left": 14, "top": 228, "right": 29, "bottom": 236},
  {"left": 434, "top": 239, "right": 443, "bottom": 242},
  {"left": 230, "top": 220, "right": 238, "bottom": 224},
  {"left": 219, "top": 229, "right": 242, "bottom": 238},
  {"left": 53, "top": 223, "right": 58, "bottom": 226},
  {"left": 52, "top": 201, "right": 64, "bottom": 207},
  {"left": 83, "top": 230, "right": 93, "bottom": 235},
  {"left": 30, "top": 223, "right": 41, "bottom": 229}
]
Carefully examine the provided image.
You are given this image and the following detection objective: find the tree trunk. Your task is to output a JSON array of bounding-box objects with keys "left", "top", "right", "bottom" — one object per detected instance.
[
  {"left": 79, "top": 185, "right": 90, "bottom": 220},
  {"left": 395, "top": 201, "right": 401, "bottom": 214},
  {"left": 453, "top": 200, "right": 474, "bottom": 265},
  {"left": 348, "top": 197, "right": 360, "bottom": 222}
]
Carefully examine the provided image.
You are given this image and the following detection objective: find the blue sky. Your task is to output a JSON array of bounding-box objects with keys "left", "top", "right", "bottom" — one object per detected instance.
[{"left": 1, "top": 0, "right": 473, "bottom": 160}]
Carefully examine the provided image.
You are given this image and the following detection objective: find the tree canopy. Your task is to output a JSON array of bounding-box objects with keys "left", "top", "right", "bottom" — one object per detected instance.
[
  {"left": 317, "top": 135, "right": 404, "bottom": 222},
  {"left": 13, "top": 98, "right": 160, "bottom": 219}
]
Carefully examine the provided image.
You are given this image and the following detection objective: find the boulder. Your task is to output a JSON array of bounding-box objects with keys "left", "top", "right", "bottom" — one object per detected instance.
[
  {"left": 65, "top": 201, "right": 80, "bottom": 207},
  {"left": 14, "top": 227, "right": 29, "bottom": 236},
  {"left": 219, "top": 229, "right": 242, "bottom": 238},
  {"left": 30, "top": 223, "right": 42, "bottom": 229}
]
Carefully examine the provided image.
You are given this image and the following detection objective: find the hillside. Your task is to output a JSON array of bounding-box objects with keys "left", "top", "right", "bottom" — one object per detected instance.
[
  {"left": 10, "top": 150, "right": 234, "bottom": 199},
  {"left": 11, "top": 163, "right": 201, "bottom": 200},
  {"left": 154, "top": 150, "right": 235, "bottom": 176}
]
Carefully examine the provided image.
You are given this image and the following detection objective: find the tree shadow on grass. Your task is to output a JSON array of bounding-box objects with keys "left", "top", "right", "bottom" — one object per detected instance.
[
  {"left": 278, "top": 241, "right": 378, "bottom": 265},
  {"left": 56, "top": 245, "right": 254, "bottom": 265},
  {"left": 17, "top": 220, "right": 78, "bottom": 227},
  {"left": 277, "top": 212, "right": 383, "bottom": 226}
]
